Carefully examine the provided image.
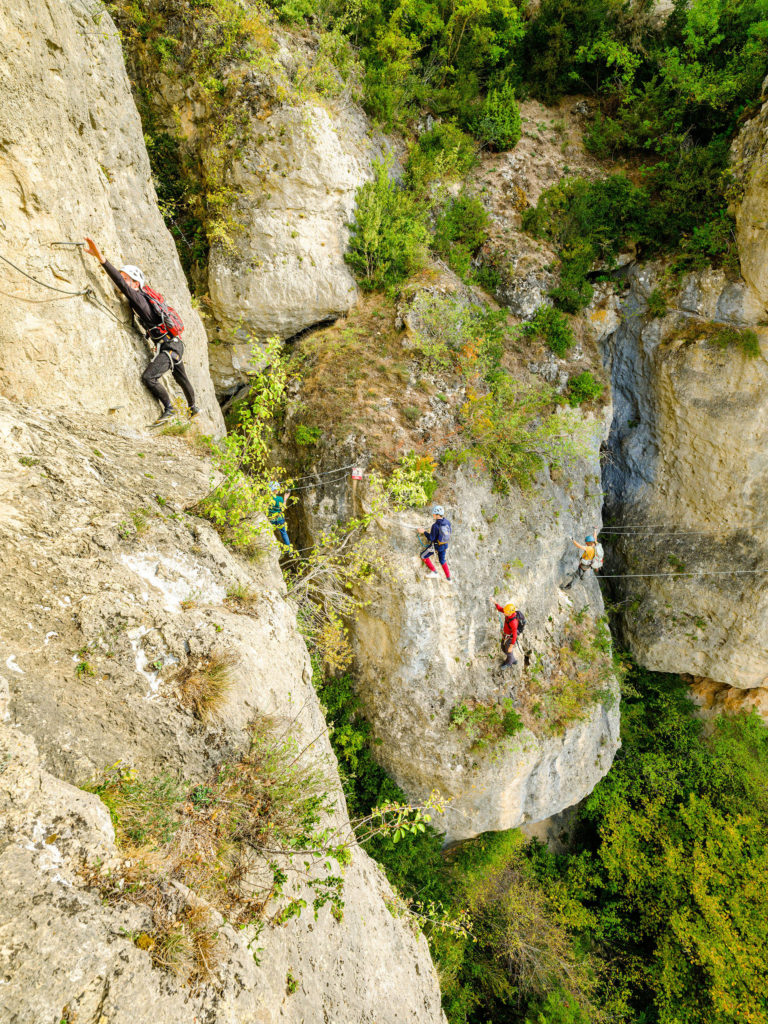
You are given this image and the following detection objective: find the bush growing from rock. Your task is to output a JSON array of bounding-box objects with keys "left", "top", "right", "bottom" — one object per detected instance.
[
  {"left": 523, "top": 175, "right": 649, "bottom": 311},
  {"left": 406, "top": 123, "right": 478, "bottom": 196},
  {"left": 345, "top": 158, "right": 429, "bottom": 291},
  {"left": 433, "top": 194, "right": 489, "bottom": 278},
  {"left": 449, "top": 697, "right": 523, "bottom": 749},
  {"left": 523, "top": 306, "right": 574, "bottom": 357},
  {"left": 473, "top": 82, "right": 522, "bottom": 151},
  {"left": 567, "top": 371, "right": 604, "bottom": 406}
]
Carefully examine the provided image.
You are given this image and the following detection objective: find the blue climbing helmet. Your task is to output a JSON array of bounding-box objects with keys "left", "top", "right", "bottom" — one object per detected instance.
[
  {"left": 432, "top": 505, "right": 445, "bottom": 517},
  {"left": 270, "top": 481, "right": 280, "bottom": 492},
  {"left": 585, "top": 534, "right": 595, "bottom": 543}
]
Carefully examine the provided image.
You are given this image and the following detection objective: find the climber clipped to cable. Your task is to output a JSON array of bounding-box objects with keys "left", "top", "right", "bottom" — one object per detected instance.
[
  {"left": 491, "top": 598, "right": 525, "bottom": 669},
  {"left": 562, "top": 529, "right": 603, "bottom": 589},
  {"left": 83, "top": 237, "right": 199, "bottom": 424},
  {"left": 268, "top": 482, "right": 290, "bottom": 547},
  {"left": 418, "top": 505, "right": 452, "bottom": 582}
]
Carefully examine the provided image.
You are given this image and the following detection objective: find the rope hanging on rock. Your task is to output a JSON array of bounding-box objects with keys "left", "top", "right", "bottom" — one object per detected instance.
[
  {"left": 0, "top": 251, "right": 89, "bottom": 296},
  {"left": 0, "top": 248, "right": 130, "bottom": 325}
]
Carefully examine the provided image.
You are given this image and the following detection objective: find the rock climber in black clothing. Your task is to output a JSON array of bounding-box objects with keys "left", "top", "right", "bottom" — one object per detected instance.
[{"left": 83, "top": 237, "right": 198, "bottom": 423}]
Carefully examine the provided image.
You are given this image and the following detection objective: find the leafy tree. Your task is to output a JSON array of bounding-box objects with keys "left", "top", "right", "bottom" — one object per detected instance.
[
  {"left": 473, "top": 81, "right": 522, "bottom": 150},
  {"left": 531, "top": 666, "right": 768, "bottom": 1024},
  {"left": 345, "top": 157, "right": 429, "bottom": 290}
]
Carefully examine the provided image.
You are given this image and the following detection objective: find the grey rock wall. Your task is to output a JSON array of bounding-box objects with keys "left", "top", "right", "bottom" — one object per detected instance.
[
  {"left": 295, "top": 429, "right": 620, "bottom": 842},
  {"left": 0, "top": 0, "right": 223, "bottom": 434},
  {"left": 207, "top": 102, "right": 376, "bottom": 354},
  {"left": 601, "top": 265, "right": 768, "bottom": 689},
  {"left": 0, "top": 398, "right": 445, "bottom": 1024}
]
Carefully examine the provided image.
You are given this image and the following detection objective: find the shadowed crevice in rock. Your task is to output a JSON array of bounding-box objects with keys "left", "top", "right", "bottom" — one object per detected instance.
[{"left": 599, "top": 263, "right": 768, "bottom": 690}]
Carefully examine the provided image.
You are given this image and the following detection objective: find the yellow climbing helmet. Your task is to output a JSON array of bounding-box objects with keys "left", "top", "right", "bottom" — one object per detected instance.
[{"left": 503, "top": 603, "right": 516, "bottom": 616}]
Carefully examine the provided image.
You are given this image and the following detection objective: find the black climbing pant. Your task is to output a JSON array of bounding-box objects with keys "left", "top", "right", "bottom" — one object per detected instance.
[
  {"left": 501, "top": 634, "right": 516, "bottom": 655},
  {"left": 142, "top": 346, "right": 196, "bottom": 411},
  {"left": 563, "top": 564, "right": 591, "bottom": 589}
]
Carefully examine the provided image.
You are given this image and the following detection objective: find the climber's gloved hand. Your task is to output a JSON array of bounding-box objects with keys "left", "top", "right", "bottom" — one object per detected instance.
[{"left": 83, "top": 237, "right": 104, "bottom": 264}]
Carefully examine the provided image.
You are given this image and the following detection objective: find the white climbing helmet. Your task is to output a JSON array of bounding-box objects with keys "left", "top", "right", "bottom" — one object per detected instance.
[
  {"left": 120, "top": 264, "right": 145, "bottom": 288},
  {"left": 432, "top": 505, "right": 445, "bottom": 517}
]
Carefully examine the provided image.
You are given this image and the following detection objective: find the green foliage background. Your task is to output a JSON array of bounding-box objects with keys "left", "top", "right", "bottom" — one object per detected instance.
[{"left": 316, "top": 657, "right": 768, "bottom": 1024}]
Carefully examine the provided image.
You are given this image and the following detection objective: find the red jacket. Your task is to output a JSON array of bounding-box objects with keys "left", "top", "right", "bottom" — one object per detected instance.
[{"left": 495, "top": 604, "right": 518, "bottom": 643}]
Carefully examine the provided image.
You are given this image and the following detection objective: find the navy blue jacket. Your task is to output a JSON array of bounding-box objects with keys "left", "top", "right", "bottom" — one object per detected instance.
[{"left": 425, "top": 517, "right": 450, "bottom": 547}]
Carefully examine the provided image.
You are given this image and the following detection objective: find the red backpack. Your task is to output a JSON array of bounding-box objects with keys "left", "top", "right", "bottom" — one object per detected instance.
[{"left": 142, "top": 285, "right": 184, "bottom": 337}]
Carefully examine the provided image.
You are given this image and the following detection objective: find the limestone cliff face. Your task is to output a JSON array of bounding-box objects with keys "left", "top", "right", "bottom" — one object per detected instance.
[
  {"left": 207, "top": 101, "right": 375, "bottom": 353},
  {"left": 601, "top": 264, "right": 768, "bottom": 690},
  {"left": 592, "top": 89, "right": 768, "bottom": 708},
  {"left": 0, "top": 399, "right": 445, "bottom": 1023},
  {"left": 0, "top": 0, "right": 223, "bottom": 434},
  {"left": 119, "top": 14, "right": 380, "bottom": 394},
  {"left": 293, "top": 425, "right": 620, "bottom": 842},
  {"left": 731, "top": 82, "right": 768, "bottom": 310}
]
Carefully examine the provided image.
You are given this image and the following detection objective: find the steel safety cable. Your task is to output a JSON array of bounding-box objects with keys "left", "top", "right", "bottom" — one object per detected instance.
[
  {"left": 284, "top": 462, "right": 358, "bottom": 486},
  {"left": 597, "top": 568, "right": 766, "bottom": 579},
  {"left": 0, "top": 251, "right": 89, "bottom": 296}
]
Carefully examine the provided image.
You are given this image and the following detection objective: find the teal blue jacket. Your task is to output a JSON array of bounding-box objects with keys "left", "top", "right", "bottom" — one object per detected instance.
[{"left": 268, "top": 494, "right": 286, "bottom": 526}]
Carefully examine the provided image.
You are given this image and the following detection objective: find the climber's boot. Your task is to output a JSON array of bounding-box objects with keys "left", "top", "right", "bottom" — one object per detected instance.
[
  {"left": 500, "top": 651, "right": 517, "bottom": 669},
  {"left": 151, "top": 407, "right": 175, "bottom": 426}
]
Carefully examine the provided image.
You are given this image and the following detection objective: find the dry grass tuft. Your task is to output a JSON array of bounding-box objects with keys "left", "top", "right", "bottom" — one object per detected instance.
[
  {"left": 176, "top": 651, "right": 237, "bottom": 722},
  {"left": 224, "top": 581, "right": 259, "bottom": 612},
  {"left": 82, "top": 719, "right": 344, "bottom": 988},
  {"left": 521, "top": 609, "right": 616, "bottom": 736}
]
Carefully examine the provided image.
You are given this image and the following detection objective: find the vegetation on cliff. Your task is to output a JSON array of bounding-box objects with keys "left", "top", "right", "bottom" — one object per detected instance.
[{"left": 318, "top": 658, "right": 768, "bottom": 1024}]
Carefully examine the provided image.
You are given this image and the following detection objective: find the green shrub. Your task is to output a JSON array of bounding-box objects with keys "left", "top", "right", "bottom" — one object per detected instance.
[
  {"left": 294, "top": 424, "right": 322, "bottom": 446},
  {"left": 523, "top": 175, "right": 649, "bottom": 311},
  {"left": 473, "top": 82, "right": 522, "bottom": 151},
  {"left": 524, "top": 991, "right": 592, "bottom": 1024},
  {"left": 270, "top": 0, "right": 318, "bottom": 24},
  {"left": 382, "top": 451, "right": 439, "bottom": 507},
  {"left": 345, "top": 158, "right": 429, "bottom": 291},
  {"left": 449, "top": 698, "right": 523, "bottom": 749},
  {"left": 524, "top": 306, "right": 574, "bottom": 357},
  {"left": 406, "top": 123, "right": 477, "bottom": 195},
  {"left": 709, "top": 325, "right": 761, "bottom": 358},
  {"left": 433, "top": 194, "right": 489, "bottom": 277},
  {"left": 199, "top": 337, "right": 289, "bottom": 547},
  {"left": 679, "top": 320, "right": 762, "bottom": 359},
  {"left": 567, "top": 371, "right": 604, "bottom": 406},
  {"left": 646, "top": 287, "right": 668, "bottom": 319}
]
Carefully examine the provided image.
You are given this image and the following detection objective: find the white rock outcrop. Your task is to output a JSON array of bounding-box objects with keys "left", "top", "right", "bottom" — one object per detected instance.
[
  {"left": 0, "top": 0, "right": 223, "bottom": 434},
  {"left": 0, "top": 398, "right": 445, "bottom": 1023},
  {"left": 207, "top": 102, "right": 374, "bottom": 348},
  {"left": 601, "top": 265, "right": 768, "bottom": 689},
  {"left": 296, "top": 431, "right": 620, "bottom": 842},
  {"left": 731, "top": 89, "right": 768, "bottom": 312}
]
